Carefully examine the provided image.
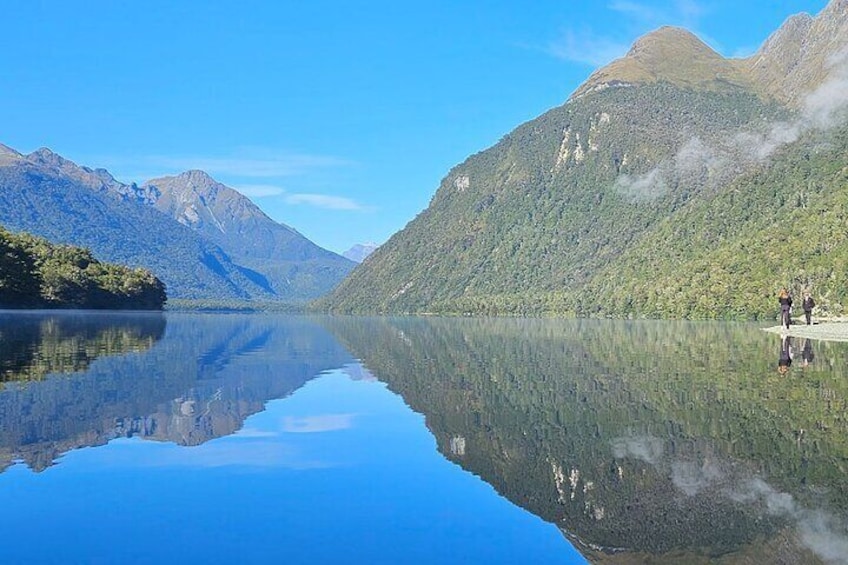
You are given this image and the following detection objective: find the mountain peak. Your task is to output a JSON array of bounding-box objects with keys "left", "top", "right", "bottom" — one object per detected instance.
[
  {"left": 626, "top": 26, "right": 707, "bottom": 57},
  {"left": 0, "top": 143, "right": 24, "bottom": 166},
  {"left": 177, "top": 169, "right": 220, "bottom": 186},
  {"left": 343, "top": 242, "right": 379, "bottom": 263},
  {"left": 572, "top": 26, "right": 751, "bottom": 99},
  {"left": 27, "top": 146, "right": 64, "bottom": 166},
  {"left": 143, "top": 171, "right": 274, "bottom": 234},
  {"left": 18, "top": 146, "right": 125, "bottom": 194},
  {"left": 743, "top": 0, "right": 848, "bottom": 106}
]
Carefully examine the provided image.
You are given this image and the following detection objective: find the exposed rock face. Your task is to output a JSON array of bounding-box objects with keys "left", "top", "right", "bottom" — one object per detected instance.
[
  {"left": 143, "top": 170, "right": 355, "bottom": 297},
  {"left": 743, "top": 0, "right": 848, "bottom": 107},
  {"left": 0, "top": 144, "right": 24, "bottom": 166},
  {"left": 144, "top": 170, "right": 274, "bottom": 234},
  {"left": 343, "top": 242, "right": 379, "bottom": 263}
]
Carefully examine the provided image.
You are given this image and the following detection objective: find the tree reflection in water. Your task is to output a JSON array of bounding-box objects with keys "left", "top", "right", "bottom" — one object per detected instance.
[{"left": 324, "top": 317, "right": 848, "bottom": 564}]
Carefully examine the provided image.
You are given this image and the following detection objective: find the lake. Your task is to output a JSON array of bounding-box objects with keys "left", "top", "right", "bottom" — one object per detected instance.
[{"left": 0, "top": 312, "right": 846, "bottom": 564}]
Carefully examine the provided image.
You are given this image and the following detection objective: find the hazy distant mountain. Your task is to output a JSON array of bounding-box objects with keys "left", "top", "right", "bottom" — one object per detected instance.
[
  {"left": 342, "top": 242, "right": 378, "bottom": 263},
  {"left": 143, "top": 171, "right": 355, "bottom": 299},
  {"left": 318, "top": 0, "right": 848, "bottom": 319},
  {"left": 0, "top": 146, "right": 352, "bottom": 303}
]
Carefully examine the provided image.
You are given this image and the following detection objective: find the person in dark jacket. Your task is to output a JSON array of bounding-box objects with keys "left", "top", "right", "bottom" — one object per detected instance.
[
  {"left": 778, "top": 288, "right": 793, "bottom": 329},
  {"left": 802, "top": 292, "right": 815, "bottom": 325}
]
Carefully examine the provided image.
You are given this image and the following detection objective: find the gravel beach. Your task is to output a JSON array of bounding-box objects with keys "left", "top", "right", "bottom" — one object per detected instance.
[{"left": 762, "top": 321, "right": 848, "bottom": 342}]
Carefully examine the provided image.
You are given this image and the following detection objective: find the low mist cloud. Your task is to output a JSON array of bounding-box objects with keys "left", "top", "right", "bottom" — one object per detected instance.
[
  {"left": 613, "top": 48, "right": 848, "bottom": 201},
  {"left": 611, "top": 434, "right": 664, "bottom": 464},
  {"left": 612, "top": 437, "right": 848, "bottom": 563}
]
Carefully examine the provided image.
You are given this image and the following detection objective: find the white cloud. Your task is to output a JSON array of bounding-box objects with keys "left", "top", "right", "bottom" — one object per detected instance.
[
  {"left": 284, "top": 193, "right": 369, "bottom": 211},
  {"left": 611, "top": 434, "right": 664, "bottom": 464},
  {"left": 102, "top": 437, "right": 331, "bottom": 469},
  {"left": 611, "top": 48, "right": 848, "bottom": 202},
  {"left": 281, "top": 413, "right": 356, "bottom": 433},
  {"left": 610, "top": 0, "right": 706, "bottom": 28},
  {"left": 546, "top": 0, "right": 712, "bottom": 66},
  {"left": 147, "top": 153, "right": 350, "bottom": 178},
  {"left": 546, "top": 29, "right": 630, "bottom": 67},
  {"left": 235, "top": 184, "right": 287, "bottom": 197},
  {"left": 609, "top": 0, "right": 668, "bottom": 24},
  {"left": 614, "top": 168, "right": 668, "bottom": 201},
  {"left": 92, "top": 148, "right": 353, "bottom": 185},
  {"left": 233, "top": 427, "right": 279, "bottom": 438}
]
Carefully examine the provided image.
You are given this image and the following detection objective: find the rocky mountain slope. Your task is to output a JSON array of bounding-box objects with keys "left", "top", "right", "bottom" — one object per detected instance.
[
  {"left": 143, "top": 170, "right": 354, "bottom": 299},
  {"left": 0, "top": 145, "right": 353, "bottom": 303},
  {"left": 342, "top": 242, "right": 379, "bottom": 263},
  {"left": 318, "top": 0, "right": 848, "bottom": 319}
]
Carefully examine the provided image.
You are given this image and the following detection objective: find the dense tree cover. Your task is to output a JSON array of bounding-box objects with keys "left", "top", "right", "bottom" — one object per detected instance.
[
  {"left": 326, "top": 316, "right": 848, "bottom": 562},
  {"left": 317, "top": 82, "right": 847, "bottom": 321},
  {"left": 0, "top": 226, "right": 166, "bottom": 309}
]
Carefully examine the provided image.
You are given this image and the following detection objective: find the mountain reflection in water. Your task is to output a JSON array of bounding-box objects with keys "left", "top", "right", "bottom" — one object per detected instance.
[
  {"left": 3, "top": 314, "right": 848, "bottom": 563},
  {"left": 323, "top": 317, "right": 848, "bottom": 564},
  {"left": 0, "top": 312, "right": 353, "bottom": 472}
]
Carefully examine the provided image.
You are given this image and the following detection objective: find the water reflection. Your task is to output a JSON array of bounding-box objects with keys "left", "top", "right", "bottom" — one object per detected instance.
[
  {"left": 0, "top": 311, "right": 165, "bottom": 383},
  {"left": 802, "top": 338, "right": 815, "bottom": 368},
  {"left": 779, "top": 335, "right": 793, "bottom": 374},
  {"left": 323, "top": 317, "right": 848, "bottom": 564},
  {"left": 0, "top": 313, "right": 353, "bottom": 472}
]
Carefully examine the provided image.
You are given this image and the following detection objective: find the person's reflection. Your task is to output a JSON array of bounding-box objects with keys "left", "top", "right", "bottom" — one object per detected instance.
[
  {"left": 778, "top": 335, "right": 793, "bottom": 374},
  {"left": 801, "top": 338, "right": 814, "bottom": 368}
]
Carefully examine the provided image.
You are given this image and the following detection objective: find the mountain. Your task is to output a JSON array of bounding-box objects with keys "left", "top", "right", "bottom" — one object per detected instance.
[
  {"left": 142, "top": 171, "right": 355, "bottom": 299},
  {"left": 0, "top": 147, "right": 353, "bottom": 303},
  {"left": 317, "top": 0, "right": 848, "bottom": 319},
  {"left": 572, "top": 26, "right": 755, "bottom": 99},
  {"left": 342, "top": 242, "right": 379, "bottom": 263}
]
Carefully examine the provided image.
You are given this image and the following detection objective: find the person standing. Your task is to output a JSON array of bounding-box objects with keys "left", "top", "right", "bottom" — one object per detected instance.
[
  {"left": 778, "top": 288, "right": 793, "bottom": 329},
  {"left": 802, "top": 292, "right": 815, "bottom": 325}
]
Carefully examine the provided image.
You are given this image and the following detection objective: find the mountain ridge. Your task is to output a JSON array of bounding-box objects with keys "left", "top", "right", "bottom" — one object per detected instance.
[
  {"left": 318, "top": 0, "right": 848, "bottom": 319},
  {"left": 0, "top": 145, "right": 353, "bottom": 303},
  {"left": 142, "top": 169, "right": 355, "bottom": 298}
]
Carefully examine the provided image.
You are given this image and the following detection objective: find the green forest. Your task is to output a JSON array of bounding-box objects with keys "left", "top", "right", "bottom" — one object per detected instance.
[
  {"left": 0, "top": 226, "right": 166, "bottom": 310},
  {"left": 317, "top": 83, "right": 848, "bottom": 321}
]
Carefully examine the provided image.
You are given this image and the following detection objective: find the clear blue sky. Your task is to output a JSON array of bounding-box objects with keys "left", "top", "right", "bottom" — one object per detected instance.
[{"left": 0, "top": 0, "right": 829, "bottom": 254}]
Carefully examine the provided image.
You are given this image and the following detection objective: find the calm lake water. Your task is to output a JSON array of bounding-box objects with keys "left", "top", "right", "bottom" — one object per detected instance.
[{"left": 1, "top": 312, "right": 847, "bottom": 564}]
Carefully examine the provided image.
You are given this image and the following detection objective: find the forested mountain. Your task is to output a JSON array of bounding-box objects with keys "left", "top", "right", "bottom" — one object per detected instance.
[
  {"left": 0, "top": 145, "right": 352, "bottom": 304},
  {"left": 143, "top": 171, "right": 354, "bottom": 299},
  {"left": 0, "top": 226, "right": 166, "bottom": 310},
  {"left": 318, "top": 0, "right": 848, "bottom": 319}
]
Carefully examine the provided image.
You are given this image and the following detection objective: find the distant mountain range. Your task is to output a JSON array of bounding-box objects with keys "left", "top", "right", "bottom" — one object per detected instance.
[
  {"left": 343, "top": 242, "right": 379, "bottom": 263},
  {"left": 318, "top": 0, "right": 848, "bottom": 319},
  {"left": 0, "top": 145, "right": 354, "bottom": 303}
]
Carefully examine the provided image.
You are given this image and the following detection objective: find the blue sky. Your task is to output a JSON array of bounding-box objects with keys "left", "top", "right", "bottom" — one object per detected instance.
[{"left": 0, "top": 0, "right": 830, "bottom": 254}]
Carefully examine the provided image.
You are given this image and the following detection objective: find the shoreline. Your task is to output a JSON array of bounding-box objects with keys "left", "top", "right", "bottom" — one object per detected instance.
[{"left": 762, "top": 321, "right": 848, "bottom": 342}]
